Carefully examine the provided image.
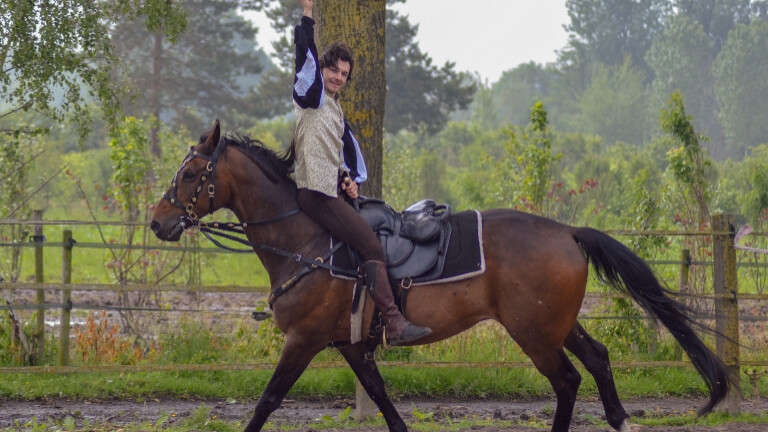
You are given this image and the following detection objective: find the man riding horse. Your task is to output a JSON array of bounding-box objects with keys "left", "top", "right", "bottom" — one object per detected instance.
[{"left": 288, "top": 0, "right": 432, "bottom": 346}]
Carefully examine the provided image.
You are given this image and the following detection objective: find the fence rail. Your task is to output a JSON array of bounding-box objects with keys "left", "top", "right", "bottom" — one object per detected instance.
[{"left": 2, "top": 214, "right": 767, "bottom": 378}]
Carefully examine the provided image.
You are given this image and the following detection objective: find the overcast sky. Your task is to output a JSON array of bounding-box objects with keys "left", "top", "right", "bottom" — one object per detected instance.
[{"left": 242, "top": 1, "right": 570, "bottom": 84}]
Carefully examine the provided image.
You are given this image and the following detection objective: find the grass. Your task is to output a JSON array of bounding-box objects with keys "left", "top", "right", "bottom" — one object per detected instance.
[
  {"left": 0, "top": 361, "right": 764, "bottom": 401},
  {"left": 10, "top": 222, "right": 269, "bottom": 287}
]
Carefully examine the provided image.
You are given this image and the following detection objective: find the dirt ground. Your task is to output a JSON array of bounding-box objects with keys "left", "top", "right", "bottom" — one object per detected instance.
[
  {"left": 1, "top": 396, "right": 766, "bottom": 431},
  {"left": 5, "top": 292, "right": 768, "bottom": 431}
]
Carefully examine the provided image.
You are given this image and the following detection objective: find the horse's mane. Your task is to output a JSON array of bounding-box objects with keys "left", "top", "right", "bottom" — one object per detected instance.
[{"left": 217, "top": 132, "right": 296, "bottom": 185}]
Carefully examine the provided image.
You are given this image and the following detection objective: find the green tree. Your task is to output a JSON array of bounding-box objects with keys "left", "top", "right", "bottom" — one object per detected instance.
[
  {"left": 571, "top": 143, "right": 660, "bottom": 226},
  {"left": 110, "top": 0, "right": 266, "bottom": 155},
  {"left": 735, "top": 144, "right": 768, "bottom": 221},
  {"left": 646, "top": 15, "right": 720, "bottom": 153},
  {"left": 675, "top": 0, "right": 754, "bottom": 51},
  {"left": 569, "top": 58, "right": 647, "bottom": 146},
  {"left": 0, "top": 0, "right": 187, "bottom": 142},
  {"left": 0, "top": 132, "right": 39, "bottom": 282},
  {"left": 77, "top": 116, "right": 191, "bottom": 336},
  {"left": 552, "top": 0, "right": 669, "bottom": 133},
  {"left": 487, "top": 102, "right": 562, "bottom": 216},
  {"left": 488, "top": 62, "right": 556, "bottom": 128},
  {"left": 564, "top": 0, "right": 671, "bottom": 78},
  {"left": 713, "top": 19, "right": 768, "bottom": 158},
  {"left": 657, "top": 91, "right": 718, "bottom": 297},
  {"left": 383, "top": 136, "right": 421, "bottom": 210},
  {"left": 660, "top": 91, "right": 713, "bottom": 223},
  {"left": 468, "top": 82, "right": 497, "bottom": 131}
]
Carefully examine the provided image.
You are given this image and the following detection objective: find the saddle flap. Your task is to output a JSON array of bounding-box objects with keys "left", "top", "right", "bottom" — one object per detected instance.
[
  {"left": 386, "top": 241, "right": 440, "bottom": 281},
  {"left": 382, "top": 235, "right": 416, "bottom": 266}
]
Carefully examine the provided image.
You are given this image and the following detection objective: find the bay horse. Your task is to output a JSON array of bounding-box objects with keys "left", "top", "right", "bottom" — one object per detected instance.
[{"left": 151, "top": 120, "right": 735, "bottom": 432}]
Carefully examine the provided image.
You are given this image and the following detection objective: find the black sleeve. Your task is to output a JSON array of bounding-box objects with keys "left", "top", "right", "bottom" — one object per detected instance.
[
  {"left": 342, "top": 121, "right": 368, "bottom": 184},
  {"left": 293, "top": 16, "right": 324, "bottom": 109}
]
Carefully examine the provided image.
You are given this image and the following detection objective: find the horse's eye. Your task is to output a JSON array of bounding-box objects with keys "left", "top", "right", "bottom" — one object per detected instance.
[{"left": 182, "top": 170, "right": 198, "bottom": 182}]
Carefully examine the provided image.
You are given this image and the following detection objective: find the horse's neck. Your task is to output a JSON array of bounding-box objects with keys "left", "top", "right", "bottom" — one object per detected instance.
[{"left": 233, "top": 188, "right": 328, "bottom": 283}]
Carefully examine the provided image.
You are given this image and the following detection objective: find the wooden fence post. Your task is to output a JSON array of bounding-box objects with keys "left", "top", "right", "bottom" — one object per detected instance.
[
  {"left": 355, "top": 377, "right": 377, "bottom": 421},
  {"left": 674, "top": 248, "right": 690, "bottom": 361},
  {"left": 33, "top": 210, "right": 45, "bottom": 365},
  {"left": 59, "top": 229, "right": 73, "bottom": 366},
  {"left": 712, "top": 213, "right": 740, "bottom": 413}
]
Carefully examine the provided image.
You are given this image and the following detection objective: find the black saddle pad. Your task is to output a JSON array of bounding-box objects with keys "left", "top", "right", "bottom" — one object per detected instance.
[{"left": 330, "top": 210, "right": 485, "bottom": 284}]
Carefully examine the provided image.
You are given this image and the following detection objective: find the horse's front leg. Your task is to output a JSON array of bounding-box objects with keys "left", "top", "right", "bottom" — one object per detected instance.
[
  {"left": 337, "top": 343, "right": 407, "bottom": 432},
  {"left": 244, "top": 334, "right": 327, "bottom": 432}
]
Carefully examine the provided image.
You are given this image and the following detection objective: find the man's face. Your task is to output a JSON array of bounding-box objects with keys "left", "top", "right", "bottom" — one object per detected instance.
[{"left": 322, "top": 60, "right": 350, "bottom": 96}]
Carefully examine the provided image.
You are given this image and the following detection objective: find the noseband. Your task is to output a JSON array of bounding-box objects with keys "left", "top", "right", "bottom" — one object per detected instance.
[{"left": 163, "top": 145, "right": 222, "bottom": 225}]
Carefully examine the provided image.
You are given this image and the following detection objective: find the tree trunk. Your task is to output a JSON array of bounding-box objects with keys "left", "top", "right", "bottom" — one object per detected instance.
[{"left": 316, "top": 0, "right": 386, "bottom": 198}]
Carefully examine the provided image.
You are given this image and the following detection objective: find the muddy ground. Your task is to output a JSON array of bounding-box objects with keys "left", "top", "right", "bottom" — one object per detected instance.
[
  {"left": 4, "top": 292, "right": 768, "bottom": 430},
  {"left": 1, "top": 396, "right": 766, "bottom": 431}
]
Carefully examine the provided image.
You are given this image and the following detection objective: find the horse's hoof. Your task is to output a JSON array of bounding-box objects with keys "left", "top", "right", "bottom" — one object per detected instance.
[{"left": 617, "top": 419, "right": 636, "bottom": 432}]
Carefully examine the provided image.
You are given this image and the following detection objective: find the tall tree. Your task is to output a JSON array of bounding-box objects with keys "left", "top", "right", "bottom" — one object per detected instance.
[
  {"left": 675, "top": 0, "right": 753, "bottom": 51},
  {"left": 314, "top": 0, "right": 387, "bottom": 197},
  {"left": 0, "top": 0, "right": 186, "bottom": 143},
  {"left": 713, "top": 19, "right": 768, "bottom": 158},
  {"left": 570, "top": 58, "right": 648, "bottom": 146},
  {"left": 646, "top": 15, "right": 722, "bottom": 155},
  {"left": 563, "top": 0, "right": 671, "bottom": 79},
  {"left": 488, "top": 62, "right": 556, "bottom": 128},
  {"left": 110, "top": 0, "right": 265, "bottom": 155}
]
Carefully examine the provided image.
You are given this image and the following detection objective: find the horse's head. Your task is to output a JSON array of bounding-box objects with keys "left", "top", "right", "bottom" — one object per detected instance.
[
  {"left": 151, "top": 120, "right": 293, "bottom": 242},
  {"left": 151, "top": 120, "right": 225, "bottom": 241}
]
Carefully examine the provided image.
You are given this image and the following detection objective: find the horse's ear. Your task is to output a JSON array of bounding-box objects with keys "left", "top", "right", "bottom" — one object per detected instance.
[{"left": 200, "top": 119, "right": 221, "bottom": 155}]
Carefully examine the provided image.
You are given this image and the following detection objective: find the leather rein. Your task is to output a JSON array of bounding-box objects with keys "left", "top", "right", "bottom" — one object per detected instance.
[{"left": 162, "top": 145, "right": 357, "bottom": 306}]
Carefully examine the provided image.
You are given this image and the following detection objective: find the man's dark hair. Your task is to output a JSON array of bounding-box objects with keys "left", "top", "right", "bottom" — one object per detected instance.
[{"left": 319, "top": 42, "right": 354, "bottom": 81}]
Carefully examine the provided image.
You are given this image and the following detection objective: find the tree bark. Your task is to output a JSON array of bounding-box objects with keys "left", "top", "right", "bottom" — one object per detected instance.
[{"left": 316, "top": 0, "right": 386, "bottom": 198}]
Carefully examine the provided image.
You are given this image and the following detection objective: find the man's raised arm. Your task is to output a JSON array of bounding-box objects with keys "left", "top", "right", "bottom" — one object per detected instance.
[{"left": 293, "top": 0, "right": 324, "bottom": 109}]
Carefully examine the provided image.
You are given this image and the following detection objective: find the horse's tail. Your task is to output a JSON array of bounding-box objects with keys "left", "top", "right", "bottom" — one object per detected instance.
[{"left": 572, "top": 227, "right": 735, "bottom": 415}]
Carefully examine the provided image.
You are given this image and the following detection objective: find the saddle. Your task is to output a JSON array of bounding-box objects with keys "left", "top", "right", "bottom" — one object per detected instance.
[{"left": 353, "top": 198, "right": 452, "bottom": 284}]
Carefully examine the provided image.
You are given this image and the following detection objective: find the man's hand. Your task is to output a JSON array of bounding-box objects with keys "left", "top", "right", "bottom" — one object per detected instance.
[
  {"left": 300, "top": 0, "right": 313, "bottom": 18},
  {"left": 342, "top": 180, "right": 359, "bottom": 199}
]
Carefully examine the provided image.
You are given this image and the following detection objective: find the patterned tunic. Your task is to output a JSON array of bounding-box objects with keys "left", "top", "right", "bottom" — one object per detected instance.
[
  {"left": 293, "top": 94, "right": 344, "bottom": 197},
  {"left": 292, "top": 16, "right": 367, "bottom": 197}
]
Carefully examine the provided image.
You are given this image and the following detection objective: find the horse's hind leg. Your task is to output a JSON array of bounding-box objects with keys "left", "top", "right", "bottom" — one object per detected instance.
[
  {"left": 244, "top": 336, "right": 327, "bottom": 432},
  {"left": 527, "top": 347, "right": 581, "bottom": 432},
  {"left": 337, "top": 343, "right": 407, "bottom": 432},
  {"left": 564, "top": 322, "right": 630, "bottom": 432}
]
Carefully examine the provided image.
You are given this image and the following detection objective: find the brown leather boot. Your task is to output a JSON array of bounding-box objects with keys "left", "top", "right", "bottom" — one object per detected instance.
[{"left": 362, "top": 260, "right": 432, "bottom": 346}]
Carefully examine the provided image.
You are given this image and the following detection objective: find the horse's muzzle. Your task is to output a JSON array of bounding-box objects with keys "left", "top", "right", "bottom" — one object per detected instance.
[{"left": 150, "top": 216, "right": 191, "bottom": 241}]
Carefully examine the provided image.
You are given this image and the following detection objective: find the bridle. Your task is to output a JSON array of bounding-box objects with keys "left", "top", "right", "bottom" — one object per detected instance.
[
  {"left": 160, "top": 142, "right": 356, "bottom": 306},
  {"left": 163, "top": 143, "right": 305, "bottom": 229},
  {"left": 163, "top": 145, "right": 222, "bottom": 228}
]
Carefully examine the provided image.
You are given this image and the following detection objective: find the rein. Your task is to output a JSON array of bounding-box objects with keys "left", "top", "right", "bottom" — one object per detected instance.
[
  {"left": 195, "top": 222, "right": 354, "bottom": 306},
  {"left": 162, "top": 142, "right": 357, "bottom": 307}
]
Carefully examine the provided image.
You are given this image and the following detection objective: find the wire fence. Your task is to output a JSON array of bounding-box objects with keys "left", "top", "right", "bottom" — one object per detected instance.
[{"left": 2, "top": 215, "right": 768, "bottom": 376}]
